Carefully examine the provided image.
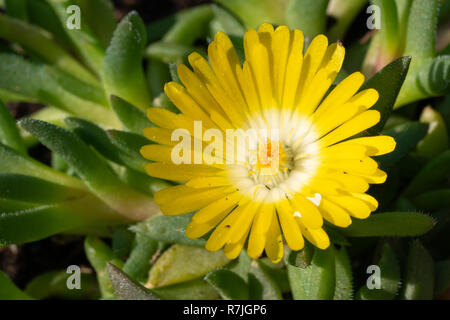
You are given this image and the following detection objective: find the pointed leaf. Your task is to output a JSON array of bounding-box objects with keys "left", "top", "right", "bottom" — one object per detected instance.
[
  {"left": 107, "top": 263, "right": 159, "bottom": 300},
  {"left": 248, "top": 260, "right": 282, "bottom": 300},
  {"left": 362, "top": 56, "right": 411, "bottom": 134},
  {"left": 286, "top": 0, "right": 330, "bottom": 40},
  {"left": 205, "top": 269, "right": 249, "bottom": 300},
  {"left": 333, "top": 247, "right": 353, "bottom": 300},
  {"left": 404, "top": 0, "right": 439, "bottom": 66},
  {"left": 133, "top": 213, "right": 206, "bottom": 248},
  {"left": 103, "top": 11, "right": 151, "bottom": 111},
  {"left": 404, "top": 149, "right": 450, "bottom": 196},
  {"left": 287, "top": 247, "right": 335, "bottom": 300},
  {"left": 377, "top": 122, "right": 429, "bottom": 168},
  {"left": 153, "top": 278, "right": 219, "bottom": 300},
  {"left": 20, "top": 119, "right": 158, "bottom": 221},
  {"left": 339, "top": 212, "right": 435, "bottom": 237},
  {"left": 401, "top": 240, "right": 434, "bottom": 300},
  {"left": 147, "top": 244, "right": 230, "bottom": 288},
  {"left": 110, "top": 95, "right": 153, "bottom": 134},
  {"left": 0, "top": 270, "right": 33, "bottom": 300},
  {"left": 0, "top": 99, "right": 26, "bottom": 154},
  {"left": 356, "top": 243, "right": 401, "bottom": 300}
]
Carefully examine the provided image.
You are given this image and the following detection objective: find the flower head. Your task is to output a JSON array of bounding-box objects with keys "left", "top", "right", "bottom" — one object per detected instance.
[{"left": 141, "top": 24, "right": 396, "bottom": 262}]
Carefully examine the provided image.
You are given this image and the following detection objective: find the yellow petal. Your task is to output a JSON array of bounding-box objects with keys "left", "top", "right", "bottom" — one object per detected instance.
[
  {"left": 193, "top": 192, "right": 243, "bottom": 224},
  {"left": 145, "top": 163, "right": 221, "bottom": 182},
  {"left": 298, "top": 224, "right": 330, "bottom": 249},
  {"left": 276, "top": 199, "right": 305, "bottom": 251},
  {"left": 319, "top": 110, "right": 381, "bottom": 147},
  {"left": 143, "top": 127, "right": 177, "bottom": 146},
  {"left": 247, "top": 203, "right": 275, "bottom": 259},
  {"left": 326, "top": 194, "right": 372, "bottom": 219},
  {"left": 347, "top": 136, "right": 396, "bottom": 156},
  {"left": 290, "top": 194, "right": 323, "bottom": 229},
  {"left": 318, "top": 198, "right": 352, "bottom": 227},
  {"left": 264, "top": 212, "right": 284, "bottom": 263}
]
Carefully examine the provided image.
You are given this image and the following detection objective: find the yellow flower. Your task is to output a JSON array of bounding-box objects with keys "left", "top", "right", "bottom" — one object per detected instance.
[{"left": 141, "top": 24, "right": 396, "bottom": 263}]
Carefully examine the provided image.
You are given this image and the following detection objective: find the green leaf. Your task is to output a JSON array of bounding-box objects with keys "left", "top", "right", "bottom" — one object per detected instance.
[
  {"left": 248, "top": 260, "right": 282, "bottom": 300},
  {"left": 435, "top": 260, "right": 450, "bottom": 298},
  {"left": 287, "top": 247, "right": 335, "bottom": 300},
  {"left": 76, "top": 0, "right": 117, "bottom": 48},
  {"left": 147, "top": 244, "right": 230, "bottom": 288},
  {"left": 205, "top": 269, "right": 249, "bottom": 300},
  {"left": 413, "top": 189, "right": 450, "bottom": 211},
  {"left": 85, "top": 237, "right": 124, "bottom": 299},
  {"left": 0, "top": 99, "right": 26, "bottom": 154},
  {"left": 0, "top": 173, "right": 84, "bottom": 203},
  {"left": 146, "top": 41, "right": 200, "bottom": 64},
  {"left": 4, "top": 0, "right": 27, "bottom": 20},
  {"left": 404, "top": 149, "right": 450, "bottom": 196},
  {"left": 285, "top": 242, "right": 314, "bottom": 268},
  {"left": 47, "top": 0, "right": 105, "bottom": 73},
  {"left": 333, "top": 247, "right": 353, "bottom": 300},
  {"left": 133, "top": 213, "right": 206, "bottom": 248},
  {"left": 210, "top": 4, "right": 245, "bottom": 37},
  {"left": 404, "top": 0, "right": 439, "bottom": 66},
  {"left": 226, "top": 251, "right": 252, "bottom": 282},
  {"left": 285, "top": 0, "right": 330, "bottom": 40},
  {"left": 328, "top": 0, "right": 367, "bottom": 41},
  {"left": 0, "top": 195, "right": 124, "bottom": 247},
  {"left": 112, "top": 226, "right": 134, "bottom": 259},
  {"left": 338, "top": 212, "right": 436, "bottom": 237},
  {"left": 0, "top": 142, "right": 85, "bottom": 190},
  {"left": 259, "top": 259, "right": 291, "bottom": 293},
  {"left": 110, "top": 95, "right": 153, "bottom": 135},
  {"left": 20, "top": 119, "right": 158, "bottom": 221},
  {"left": 123, "top": 228, "right": 159, "bottom": 281},
  {"left": 153, "top": 278, "right": 219, "bottom": 300},
  {"left": 0, "top": 270, "right": 33, "bottom": 300},
  {"left": 377, "top": 122, "right": 429, "bottom": 168},
  {"left": 25, "top": 270, "right": 99, "bottom": 300},
  {"left": 417, "top": 106, "right": 449, "bottom": 157},
  {"left": 65, "top": 117, "right": 147, "bottom": 173},
  {"left": 372, "top": 0, "right": 400, "bottom": 56},
  {"left": 162, "top": 5, "right": 213, "bottom": 46},
  {"left": 107, "top": 262, "right": 160, "bottom": 300},
  {"left": 361, "top": 56, "right": 411, "bottom": 134},
  {"left": 356, "top": 242, "right": 401, "bottom": 300},
  {"left": 0, "top": 54, "right": 118, "bottom": 127},
  {"left": 395, "top": 56, "right": 450, "bottom": 108},
  {"left": 214, "top": 0, "right": 288, "bottom": 29},
  {"left": 0, "top": 13, "right": 98, "bottom": 84},
  {"left": 107, "top": 129, "right": 150, "bottom": 167},
  {"left": 401, "top": 240, "right": 434, "bottom": 300},
  {"left": 103, "top": 11, "right": 151, "bottom": 112}
]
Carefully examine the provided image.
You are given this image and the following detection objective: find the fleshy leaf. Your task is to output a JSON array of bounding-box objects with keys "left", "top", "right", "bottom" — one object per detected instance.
[
  {"left": 20, "top": 119, "right": 159, "bottom": 221},
  {"left": 25, "top": 270, "right": 99, "bottom": 300},
  {"left": 361, "top": 56, "right": 411, "bottom": 134},
  {"left": 153, "top": 278, "right": 219, "bottom": 300},
  {"left": 401, "top": 240, "right": 434, "bottom": 300},
  {"left": 417, "top": 106, "right": 449, "bottom": 157},
  {"left": 248, "top": 260, "right": 282, "bottom": 300},
  {"left": 287, "top": 247, "right": 335, "bottom": 300},
  {"left": 205, "top": 269, "right": 249, "bottom": 300},
  {"left": 110, "top": 95, "right": 153, "bottom": 135},
  {"left": 404, "top": 150, "right": 450, "bottom": 196},
  {"left": 377, "top": 122, "right": 429, "bottom": 168},
  {"left": 0, "top": 270, "right": 33, "bottom": 300},
  {"left": 333, "top": 247, "right": 353, "bottom": 300},
  {"left": 103, "top": 11, "right": 151, "bottom": 111},
  {"left": 147, "top": 244, "right": 230, "bottom": 288},
  {"left": 338, "top": 212, "right": 436, "bottom": 237},
  {"left": 132, "top": 213, "right": 206, "bottom": 248},
  {"left": 107, "top": 263, "right": 159, "bottom": 300},
  {"left": 396, "top": 56, "right": 450, "bottom": 108},
  {"left": 0, "top": 99, "right": 26, "bottom": 154},
  {"left": 286, "top": 0, "right": 330, "bottom": 40},
  {"left": 356, "top": 242, "right": 401, "bottom": 300}
]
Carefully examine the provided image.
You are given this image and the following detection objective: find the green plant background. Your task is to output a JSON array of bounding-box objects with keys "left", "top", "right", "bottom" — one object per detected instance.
[{"left": 0, "top": 0, "right": 449, "bottom": 300}]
